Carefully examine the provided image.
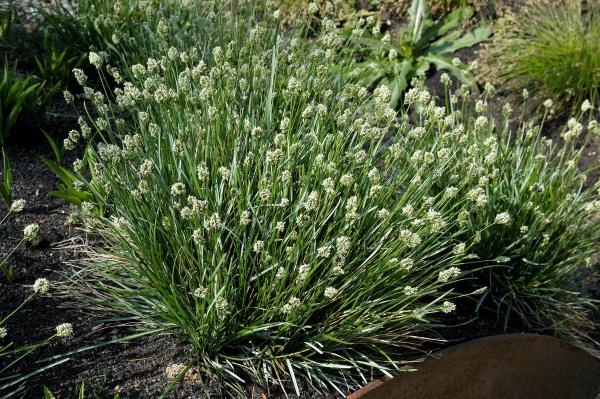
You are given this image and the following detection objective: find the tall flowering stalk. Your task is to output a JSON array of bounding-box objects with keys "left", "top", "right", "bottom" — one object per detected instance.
[
  {"left": 0, "top": 198, "right": 35, "bottom": 282},
  {"left": 0, "top": 279, "right": 73, "bottom": 397}
]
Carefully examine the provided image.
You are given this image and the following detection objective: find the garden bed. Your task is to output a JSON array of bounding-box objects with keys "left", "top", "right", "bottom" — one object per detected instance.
[
  {"left": 1, "top": 0, "right": 599, "bottom": 398},
  {"left": 2, "top": 79, "right": 595, "bottom": 399}
]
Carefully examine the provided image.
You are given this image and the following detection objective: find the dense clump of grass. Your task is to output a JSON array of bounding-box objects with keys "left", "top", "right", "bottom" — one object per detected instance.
[
  {"left": 470, "top": 119, "right": 599, "bottom": 339},
  {"left": 61, "top": 1, "right": 488, "bottom": 394},
  {"left": 479, "top": 0, "right": 600, "bottom": 115},
  {"left": 49, "top": 0, "right": 599, "bottom": 394},
  {"left": 432, "top": 81, "right": 600, "bottom": 340}
]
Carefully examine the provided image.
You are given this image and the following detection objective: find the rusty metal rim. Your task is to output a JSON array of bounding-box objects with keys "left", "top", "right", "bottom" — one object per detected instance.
[{"left": 346, "top": 333, "right": 600, "bottom": 399}]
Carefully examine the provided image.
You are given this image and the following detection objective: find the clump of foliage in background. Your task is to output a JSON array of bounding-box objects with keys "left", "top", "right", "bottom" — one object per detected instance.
[
  {"left": 347, "top": 0, "right": 490, "bottom": 108},
  {"left": 478, "top": 0, "right": 600, "bottom": 116},
  {"left": 0, "top": 1, "right": 83, "bottom": 147},
  {"left": 470, "top": 111, "right": 599, "bottom": 340},
  {"left": 39, "top": 0, "right": 213, "bottom": 71},
  {"left": 35, "top": 48, "right": 84, "bottom": 91},
  {"left": 0, "top": 59, "right": 55, "bottom": 146}
]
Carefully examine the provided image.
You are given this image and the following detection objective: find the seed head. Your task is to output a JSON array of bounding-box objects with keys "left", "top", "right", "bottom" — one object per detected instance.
[
  {"left": 194, "top": 287, "right": 207, "bottom": 298},
  {"left": 23, "top": 224, "right": 40, "bottom": 241},
  {"left": 581, "top": 99, "right": 592, "bottom": 113},
  {"left": 494, "top": 212, "right": 511, "bottom": 225},
  {"left": 9, "top": 199, "right": 26, "bottom": 213},
  {"left": 324, "top": 286, "right": 338, "bottom": 299},
  {"left": 441, "top": 301, "right": 456, "bottom": 313},
  {"left": 282, "top": 296, "right": 301, "bottom": 313},
  {"left": 55, "top": 323, "right": 73, "bottom": 338},
  {"left": 33, "top": 278, "right": 50, "bottom": 294},
  {"left": 170, "top": 182, "right": 186, "bottom": 196},
  {"left": 88, "top": 52, "right": 103, "bottom": 68},
  {"left": 438, "top": 267, "right": 461, "bottom": 283}
]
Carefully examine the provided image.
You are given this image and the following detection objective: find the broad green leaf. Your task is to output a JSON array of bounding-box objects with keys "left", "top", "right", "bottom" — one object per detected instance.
[
  {"left": 43, "top": 158, "right": 78, "bottom": 186},
  {"left": 42, "top": 130, "right": 64, "bottom": 164},
  {"left": 430, "top": 25, "right": 492, "bottom": 55},
  {"left": 353, "top": 59, "right": 389, "bottom": 87},
  {"left": 414, "top": 57, "right": 431, "bottom": 76},
  {"left": 351, "top": 36, "right": 395, "bottom": 51},
  {"left": 416, "top": 6, "right": 474, "bottom": 50},
  {"left": 43, "top": 158, "right": 92, "bottom": 205},
  {"left": 427, "top": 29, "right": 464, "bottom": 50}
]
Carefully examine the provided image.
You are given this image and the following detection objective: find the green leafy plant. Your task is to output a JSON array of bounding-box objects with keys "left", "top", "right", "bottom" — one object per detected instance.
[
  {"left": 479, "top": 0, "right": 600, "bottom": 115},
  {"left": 348, "top": 0, "right": 491, "bottom": 107},
  {"left": 43, "top": 157, "right": 92, "bottom": 205},
  {"left": 35, "top": 48, "right": 84, "bottom": 90},
  {"left": 0, "top": 149, "right": 11, "bottom": 209},
  {"left": 0, "top": 59, "right": 49, "bottom": 146},
  {"left": 60, "top": 2, "right": 487, "bottom": 395}
]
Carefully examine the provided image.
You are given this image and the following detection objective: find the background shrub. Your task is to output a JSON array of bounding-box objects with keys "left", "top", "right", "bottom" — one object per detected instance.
[
  {"left": 0, "top": 59, "right": 55, "bottom": 146},
  {"left": 345, "top": 0, "right": 490, "bottom": 108},
  {"left": 478, "top": 0, "right": 600, "bottom": 116}
]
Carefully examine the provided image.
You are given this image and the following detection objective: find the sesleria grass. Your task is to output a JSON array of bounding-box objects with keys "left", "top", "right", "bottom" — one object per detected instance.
[
  {"left": 57, "top": 1, "right": 488, "bottom": 395},
  {"left": 478, "top": 0, "right": 600, "bottom": 116},
  {"left": 432, "top": 79, "right": 600, "bottom": 342},
  {"left": 50, "top": 0, "right": 599, "bottom": 394}
]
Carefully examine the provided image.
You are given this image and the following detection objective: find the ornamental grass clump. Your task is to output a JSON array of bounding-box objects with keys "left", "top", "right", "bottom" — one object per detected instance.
[
  {"left": 432, "top": 78, "right": 600, "bottom": 341},
  {"left": 63, "top": 3, "right": 487, "bottom": 394},
  {"left": 469, "top": 113, "right": 600, "bottom": 340},
  {"left": 478, "top": 0, "right": 600, "bottom": 115}
]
